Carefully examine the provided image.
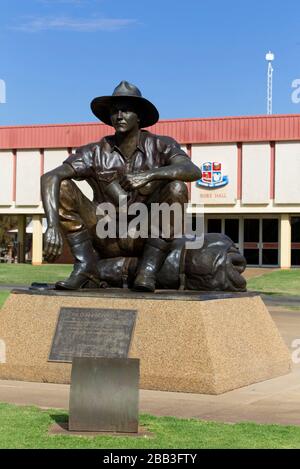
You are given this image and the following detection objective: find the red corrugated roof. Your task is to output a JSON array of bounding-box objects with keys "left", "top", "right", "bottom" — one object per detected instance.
[{"left": 1, "top": 114, "right": 300, "bottom": 149}]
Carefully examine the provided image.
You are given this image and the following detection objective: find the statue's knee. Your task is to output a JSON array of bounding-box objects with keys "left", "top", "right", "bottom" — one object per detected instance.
[
  {"left": 60, "top": 179, "right": 76, "bottom": 197},
  {"left": 167, "top": 180, "right": 188, "bottom": 200},
  {"left": 59, "top": 180, "right": 78, "bottom": 208},
  {"left": 60, "top": 179, "right": 73, "bottom": 192}
]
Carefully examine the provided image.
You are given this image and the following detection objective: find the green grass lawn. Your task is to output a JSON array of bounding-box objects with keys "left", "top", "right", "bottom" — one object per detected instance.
[
  {"left": 0, "top": 263, "right": 72, "bottom": 285},
  {"left": 0, "top": 402, "right": 299, "bottom": 449},
  {"left": 247, "top": 269, "right": 300, "bottom": 296}
]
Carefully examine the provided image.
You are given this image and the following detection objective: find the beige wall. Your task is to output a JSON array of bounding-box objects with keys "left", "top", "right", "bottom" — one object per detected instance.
[
  {"left": 74, "top": 181, "right": 93, "bottom": 202},
  {"left": 16, "top": 150, "right": 41, "bottom": 206},
  {"left": 191, "top": 144, "right": 237, "bottom": 205},
  {"left": 44, "top": 149, "right": 68, "bottom": 173},
  {"left": 2, "top": 140, "right": 300, "bottom": 213},
  {"left": 242, "top": 143, "right": 270, "bottom": 204},
  {"left": 0, "top": 151, "right": 13, "bottom": 206},
  {"left": 275, "top": 142, "right": 300, "bottom": 204}
]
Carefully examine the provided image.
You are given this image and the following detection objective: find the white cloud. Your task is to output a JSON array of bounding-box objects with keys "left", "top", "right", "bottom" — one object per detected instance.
[{"left": 10, "top": 16, "right": 137, "bottom": 32}]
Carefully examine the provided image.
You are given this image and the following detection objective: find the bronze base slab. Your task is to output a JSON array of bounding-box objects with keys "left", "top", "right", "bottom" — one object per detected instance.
[{"left": 13, "top": 286, "right": 256, "bottom": 302}]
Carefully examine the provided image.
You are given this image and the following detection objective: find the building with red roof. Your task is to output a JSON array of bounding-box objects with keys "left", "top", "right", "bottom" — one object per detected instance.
[{"left": 1, "top": 114, "right": 300, "bottom": 267}]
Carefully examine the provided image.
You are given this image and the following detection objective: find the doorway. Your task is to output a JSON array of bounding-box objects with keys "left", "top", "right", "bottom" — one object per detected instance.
[{"left": 206, "top": 216, "right": 279, "bottom": 266}]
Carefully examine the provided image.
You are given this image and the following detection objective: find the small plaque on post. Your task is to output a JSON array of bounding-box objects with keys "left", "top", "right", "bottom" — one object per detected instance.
[
  {"left": 69, "top": 357, "right": 140, "bottom": 433},
  {"left": 48, "top": 307, "right": 136, "bottom": 363}
]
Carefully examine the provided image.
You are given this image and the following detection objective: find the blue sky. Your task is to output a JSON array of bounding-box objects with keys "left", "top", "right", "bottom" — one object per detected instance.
[{"left": 1, "top": 0, "right": 300, "bottom": 125}]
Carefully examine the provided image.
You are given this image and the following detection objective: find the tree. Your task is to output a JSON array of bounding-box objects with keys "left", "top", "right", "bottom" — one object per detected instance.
[{"left": 0, "top": 216, "right": 18, "bottom": 248}]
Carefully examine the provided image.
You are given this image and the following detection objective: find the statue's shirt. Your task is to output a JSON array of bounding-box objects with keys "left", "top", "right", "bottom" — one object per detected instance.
[{"left": 63, "top": 130, "right": 188, "bottom": 204}]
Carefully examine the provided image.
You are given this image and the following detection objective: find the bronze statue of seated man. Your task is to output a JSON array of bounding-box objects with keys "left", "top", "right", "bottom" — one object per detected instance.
[{"left": 41, "top": 81, "right": 206, "bottom": 292}]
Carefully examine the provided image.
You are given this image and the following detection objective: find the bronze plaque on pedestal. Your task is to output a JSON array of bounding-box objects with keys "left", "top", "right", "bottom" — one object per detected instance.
[{"left": 48, "top": 307, "right": 136, "bottom": 363}]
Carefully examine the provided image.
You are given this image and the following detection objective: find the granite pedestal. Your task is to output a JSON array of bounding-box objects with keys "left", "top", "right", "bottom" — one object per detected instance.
[{"left": 0, "top": 289, "right": 291, "bottom": 394}]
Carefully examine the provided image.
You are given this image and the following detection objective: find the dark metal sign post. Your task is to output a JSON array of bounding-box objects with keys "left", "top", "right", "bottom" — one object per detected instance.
[{"left": 69, "top": 357, "right": 139, "bottom": 433}]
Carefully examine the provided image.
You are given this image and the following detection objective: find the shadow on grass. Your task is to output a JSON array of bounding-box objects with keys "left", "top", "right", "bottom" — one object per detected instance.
[
  {"left": 247, "top": 290, "right": 282, "bottom": 296},
  {"left": 48, "top": 413, "right": 70, "bottom": 435},
  {"left": 50, "top": 413, "right": 68, "bottom": 425}
]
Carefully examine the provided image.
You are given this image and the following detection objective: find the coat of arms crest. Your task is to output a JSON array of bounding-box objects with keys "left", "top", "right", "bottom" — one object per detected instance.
[{"left": 196, "top": 162, "right": 229, "bottom": 188}]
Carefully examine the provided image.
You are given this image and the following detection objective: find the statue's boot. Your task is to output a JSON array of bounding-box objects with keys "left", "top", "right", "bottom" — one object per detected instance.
[
  {"left": 133, "top": 239, "right": 169, "bottom": 292},
  {"left": 55, "top": 230, "right": 100, "bottom": 290}
]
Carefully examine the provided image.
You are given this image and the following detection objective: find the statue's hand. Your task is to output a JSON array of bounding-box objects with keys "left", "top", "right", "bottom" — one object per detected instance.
[
  {"left": 119, "top": 172, "right": 152, "bottom": 191},
  {"left": 43, "top": 225, "right": 64, "bottom": 262}
]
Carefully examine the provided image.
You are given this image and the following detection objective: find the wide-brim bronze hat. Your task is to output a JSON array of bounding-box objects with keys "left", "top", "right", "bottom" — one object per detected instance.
[{"left": 90, "top": 81, "right": 159, "bottom": 128}]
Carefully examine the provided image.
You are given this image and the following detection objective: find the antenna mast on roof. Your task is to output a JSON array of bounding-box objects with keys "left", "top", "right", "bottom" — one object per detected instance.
[{"left": 265, "top": 51, "right": 275, "bottom": 115}]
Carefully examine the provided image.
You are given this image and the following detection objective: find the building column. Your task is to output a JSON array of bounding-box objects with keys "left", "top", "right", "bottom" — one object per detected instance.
[
  {"left": 32, "top": 215, "right": 43, "bottom": 265},
  {"left": 280, "top": 214, "right": 291, "bottom": 269},
  {"left": 17, "top": 215, "right": 26, "bottom": 263}
]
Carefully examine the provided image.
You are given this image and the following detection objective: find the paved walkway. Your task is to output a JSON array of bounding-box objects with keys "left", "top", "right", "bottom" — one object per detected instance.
[{"left": 0, "top": 306, "right": 299, "bottom": 426}]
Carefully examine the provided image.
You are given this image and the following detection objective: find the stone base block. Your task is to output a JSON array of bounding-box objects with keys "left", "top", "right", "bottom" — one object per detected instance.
[{"left": 0, "top": 292, "right": 291, "bottom": 394}]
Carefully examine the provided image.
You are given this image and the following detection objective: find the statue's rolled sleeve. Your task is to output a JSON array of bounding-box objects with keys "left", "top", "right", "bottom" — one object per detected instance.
[
  {"left": 63, "top": 147, "right": 94, "bottom": 179},
  {"left": 158, "top": 136, "right": 189, "bottom": 165}
]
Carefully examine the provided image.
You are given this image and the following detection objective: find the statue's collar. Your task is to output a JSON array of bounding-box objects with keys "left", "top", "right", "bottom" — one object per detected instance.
[{"left": 107, "top": 130, "right": 147, "bottom": 155}]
